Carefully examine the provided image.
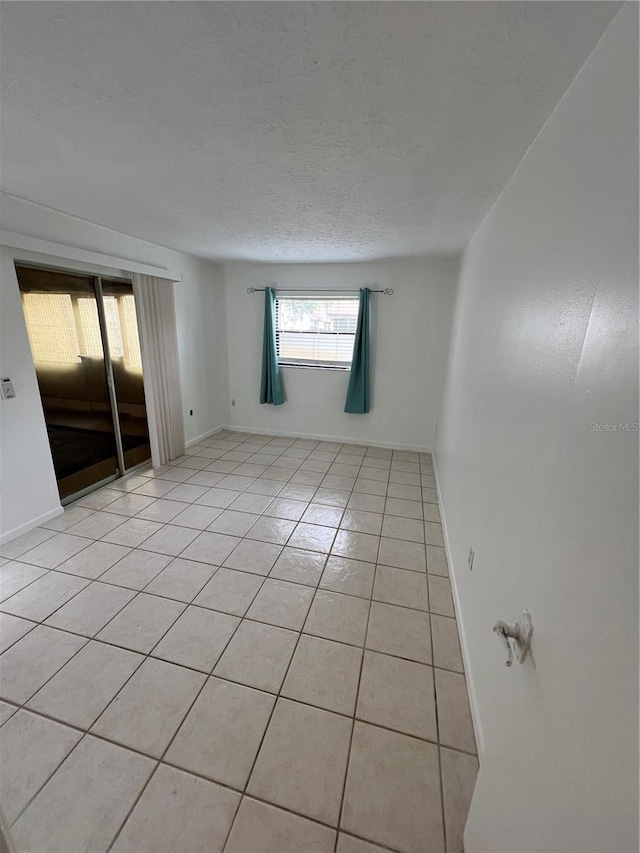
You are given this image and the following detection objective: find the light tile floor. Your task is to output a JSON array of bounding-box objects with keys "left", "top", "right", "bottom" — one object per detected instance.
[{"left": 0, "top": 431, "right": 478, "bottom": 853}]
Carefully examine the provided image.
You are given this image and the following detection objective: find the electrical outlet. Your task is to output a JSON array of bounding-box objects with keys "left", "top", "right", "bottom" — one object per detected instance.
[
  {"left": 468, "top": 546, "right": 475, "bottom": 571},
  {"left": 0, "top": 378, "right": 16, "bottom": 400}
]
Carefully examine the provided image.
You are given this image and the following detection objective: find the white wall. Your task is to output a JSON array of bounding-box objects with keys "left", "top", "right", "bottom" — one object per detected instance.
[
  {"left": 434, "top": 5, "right": 638, "bottom": 852},
  {"left": 174, "top": 261, "right": 228, "bottom": 445},
  {"left": 0, "top": 195, "right": 227, "bottom": 540},
  {"left": 223, "top": 258, "right": 458, "bottom": 449},
  {"left": 0, "top": 246, "right": 62, "bottom": 538}
]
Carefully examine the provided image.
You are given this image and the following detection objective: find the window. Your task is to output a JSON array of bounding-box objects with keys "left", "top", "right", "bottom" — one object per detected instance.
[
  {"left": 275, "top": 297, "right": 359, "bottom": 368},
  {"left": 21, "top": 292, "right": 82, "bottom": 365},
  {"left": 21, "top": 291, "right": 143, "bottom": 373}
]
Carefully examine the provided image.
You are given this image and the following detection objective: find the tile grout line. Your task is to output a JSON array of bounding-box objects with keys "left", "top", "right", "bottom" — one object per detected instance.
[
  {"left": 223, "top": 522, "right": 365, "bottom": 851},
  {"left": 331, "top": 450, "right": 375, "bottom": 853},
  {"left": 427, "top": 446, "right": 452, "bottom": 852},
  {"left": 102, "top": 567, "right": 268, "bottom": 853},
  {"left": 1, "top": 607, "right": 478, "bottom": 756},
  {"left": 3, "top": 452, "right": 456, "bottom": 664},
  {"left": 332, "top": 559, "right": 377, "bottom": 853},
  {"left": 2, "top": 593, "right": 470, "bottom": 682},
  {"left": 426, "top": 537, "right": 450, "bottom": 853},
  {"left": 138, "top": 437, "right": 318, "bottom": 850},
  {"left": 7, "top": 541, "right": 447, "bottom": 602},
  {"left": 3, "top": 692, "right": 472, "bottom": 853},
  {"left": 4, "top": 489, "right": 265, "bottom": 835},
  {"left": 89, "top": 440, "right": 306, "bottom": 849},
  {"left": 2, "top": 571, "right": 205, "bottom": 830},
  {"left": 427, "top": 444, "right": 451, "bottom": 851},
  {"left": 7, "top": 436, "right": 418, "bottom": 615},
  {"left": 3, "top": 436, "right": 435, "bottom": 677},
  {"left": 2, "top": 433, "right": 469, "bottom": 853},
  {"left": 221, "top": 442, "right": 371, "bottom": 850},
  {"left": 3, "top": 443, "right": 443, "bottom": 673}
]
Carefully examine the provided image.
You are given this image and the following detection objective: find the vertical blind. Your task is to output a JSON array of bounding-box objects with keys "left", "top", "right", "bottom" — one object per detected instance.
[{"left": 132, "top": 274, "right": 185, "bottom": 466}]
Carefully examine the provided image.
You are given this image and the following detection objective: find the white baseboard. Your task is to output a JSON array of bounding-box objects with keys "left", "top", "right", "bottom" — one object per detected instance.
[
  {"left": 185, "top": 426, "right": 225, "bottom": 448},
  {"left": 0, "top": 505, "right": 64, "bottom": 546},
  {"left": 432, "top": 453, "right": 484, "bottom": 759},
  {"left": 220, "top": 424, "right": 431, "bottom": 453}
]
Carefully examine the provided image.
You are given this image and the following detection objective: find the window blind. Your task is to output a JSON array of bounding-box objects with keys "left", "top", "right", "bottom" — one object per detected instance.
[{"left": 275, "top": 297, "right": 359, "bottom": 368}]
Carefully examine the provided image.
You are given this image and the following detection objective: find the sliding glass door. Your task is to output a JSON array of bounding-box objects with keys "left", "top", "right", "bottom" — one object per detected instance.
[
  {"left": 16, "top": 265, "right": 151, "bottom": 500},
  {"left": 99, "top": 279, "right": 151, "bottom": 471}
]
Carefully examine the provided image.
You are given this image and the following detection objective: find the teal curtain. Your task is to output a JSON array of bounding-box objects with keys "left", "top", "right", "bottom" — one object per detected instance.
[
  {"left": 344, "top": 287, "right": 370, "bottom": 414},
  {"left": 260, "top": 287, "right": 284, "bottom": 405}
]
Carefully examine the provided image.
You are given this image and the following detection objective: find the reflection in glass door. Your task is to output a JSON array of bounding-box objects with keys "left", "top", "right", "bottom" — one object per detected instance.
[
  {"left": 16, "top": 265, "right": 151, "bottom": 501},
  {"left": 99, "top": 279, "right": 151, "bottom": 471}
]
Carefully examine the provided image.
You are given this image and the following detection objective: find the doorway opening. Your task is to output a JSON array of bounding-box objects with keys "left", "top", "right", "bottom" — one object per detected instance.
[{"left": 15, "top": 264, "right": 151, "bottom": 501}]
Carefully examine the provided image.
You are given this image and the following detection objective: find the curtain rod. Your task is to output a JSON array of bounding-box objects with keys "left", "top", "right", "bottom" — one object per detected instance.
[{"left": 246, "top": 287, "right": 394, "bottom": 294}]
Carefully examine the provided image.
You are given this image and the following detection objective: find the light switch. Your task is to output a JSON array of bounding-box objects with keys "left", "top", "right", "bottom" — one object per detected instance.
[{"left": 0, "top": 378, "right": 16, "bottom": 400}]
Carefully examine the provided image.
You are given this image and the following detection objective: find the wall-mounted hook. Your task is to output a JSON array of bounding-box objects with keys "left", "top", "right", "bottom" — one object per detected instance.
[
  {"left": 494, "top": 622, "right": 514, "bottom": 666},
  {"left": 493, "top": 609, "right": 533, "bottom": 667}
]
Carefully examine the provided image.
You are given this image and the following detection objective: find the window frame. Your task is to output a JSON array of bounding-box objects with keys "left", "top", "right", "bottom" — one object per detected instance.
[{"left": 274, "top": 294, "right": 359, "bottom": 371}]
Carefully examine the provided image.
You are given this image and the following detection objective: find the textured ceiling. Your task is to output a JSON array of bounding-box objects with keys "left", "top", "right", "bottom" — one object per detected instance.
[{"left": 0, "top": 2, "right": 620, "bottom": 262}]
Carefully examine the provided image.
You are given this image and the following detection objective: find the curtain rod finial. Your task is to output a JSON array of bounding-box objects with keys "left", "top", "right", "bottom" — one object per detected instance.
[
  {"left": 383, "top": 288, "right": 394, "bottom": 295},
  {"left": 247, "top": 287, "right": 257, "bottom": 293}
]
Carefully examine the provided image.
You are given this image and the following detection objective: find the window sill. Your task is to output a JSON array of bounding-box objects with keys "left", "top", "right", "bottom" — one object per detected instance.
[{"left": 279, "top": 364, "right": 351, "bottom": 372}]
